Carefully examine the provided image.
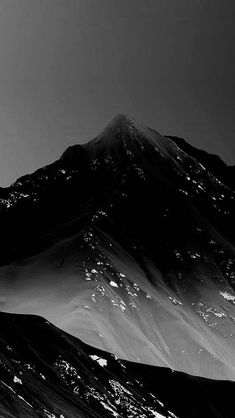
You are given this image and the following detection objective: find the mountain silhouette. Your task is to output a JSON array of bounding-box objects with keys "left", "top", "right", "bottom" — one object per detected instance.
[{"left": 0, "top": 114, "right": 234, "bottom": 386}]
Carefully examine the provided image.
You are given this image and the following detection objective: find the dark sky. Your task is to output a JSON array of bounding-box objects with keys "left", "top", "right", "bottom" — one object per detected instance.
[{"left": 0, "top": 0, "right": 234, "bottom": 186}]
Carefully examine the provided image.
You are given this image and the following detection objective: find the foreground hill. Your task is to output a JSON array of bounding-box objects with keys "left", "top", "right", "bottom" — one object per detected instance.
[{"left": 0, "top": 312, "right": 234, "bottom": 418}]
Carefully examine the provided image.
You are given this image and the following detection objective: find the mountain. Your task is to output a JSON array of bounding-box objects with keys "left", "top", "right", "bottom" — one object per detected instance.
[
  {"left": 167, "top": 135, "right": 235, "bottom": 190},
  {"left": 0, "top": 312, "right": 234, "bottom": 418},
  {"left": 0, "top": 114, "right": 234, "bottom": 385}
]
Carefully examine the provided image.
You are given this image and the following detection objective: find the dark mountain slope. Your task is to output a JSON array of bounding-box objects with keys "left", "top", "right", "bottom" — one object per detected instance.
[
  {"left": 0, "top": 312, "right": 234, "bottom": 418},
  {"left": 167, "top": 135, "right": 235, "bottom": 190},
  {"left": 0, "top": 114, "right": 234, "bottom": 263}
]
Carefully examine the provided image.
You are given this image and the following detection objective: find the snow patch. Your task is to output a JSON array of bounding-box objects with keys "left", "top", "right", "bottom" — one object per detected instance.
[
  {"left": 110, "top": 281, "right": 118, "bottom": 288},
  {"left": 90, "top": 355, "right": 107, "bottom": 367},
  {"left": 220, "top": 291, "right": 235, "bottom": 304},
  {"left": 13, "top": 376, "right": 22, "bottom": 384}
]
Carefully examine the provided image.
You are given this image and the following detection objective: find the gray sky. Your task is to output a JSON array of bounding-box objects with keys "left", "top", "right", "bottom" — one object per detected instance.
[{"left": 0, "top": 0, "right": 234, "bottom": 186}]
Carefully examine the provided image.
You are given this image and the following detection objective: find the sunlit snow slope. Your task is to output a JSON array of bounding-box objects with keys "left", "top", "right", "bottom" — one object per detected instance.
[{"left": 0, "top": 114, "right": 234, "bottom": 380}]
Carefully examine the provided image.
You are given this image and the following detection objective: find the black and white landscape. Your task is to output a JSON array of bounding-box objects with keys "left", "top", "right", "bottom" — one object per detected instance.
[{"left": 0, "top": 115, "right": 234, "bottom": 417}]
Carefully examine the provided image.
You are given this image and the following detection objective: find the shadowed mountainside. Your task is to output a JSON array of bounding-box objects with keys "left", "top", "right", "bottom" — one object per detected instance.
[{"left": 167, "top": 135, "right": 235, "bottom": 190}]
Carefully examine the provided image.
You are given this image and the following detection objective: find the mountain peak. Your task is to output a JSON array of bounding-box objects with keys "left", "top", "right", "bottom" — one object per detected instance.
[
  {"left": 86, "top": 113, "right": 137, "bottom": 152},
  {"left": 99, "top": 113, "right": 134, "bottom": 134},
  {"left": 85, "top": 113, "right": 182, "bottom": 161},
  {"left": 62, "top": 114, "right": 158, "bottom": 162},
  {"left": 109, "top": 113, "right": 133, "bottom": 125}
]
